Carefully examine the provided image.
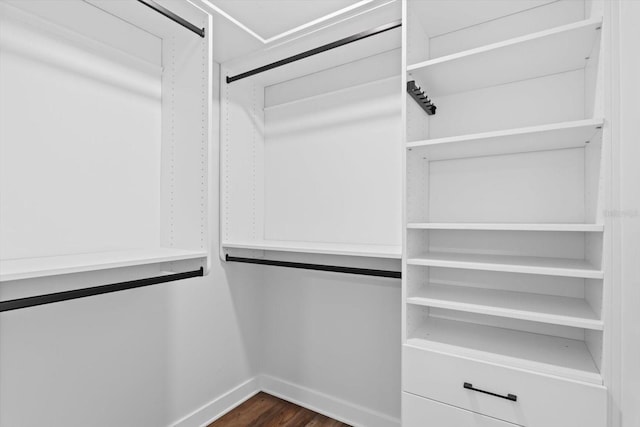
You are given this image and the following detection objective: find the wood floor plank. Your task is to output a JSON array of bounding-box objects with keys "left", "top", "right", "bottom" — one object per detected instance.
[
  {"left": 252, "top": 398, "right": 297, "bottom": 426},
  {"left": 208, "top": 392, "right": 351, "bottom": 427},
  {"left": 305, "top": 414, "right": 349, "bottom": 427},
  {"left": 209, "top": 392, "right": 281, "bottom": 427},
  {"left": 282, "top": 406, "right": 319, "bottom": 427}
]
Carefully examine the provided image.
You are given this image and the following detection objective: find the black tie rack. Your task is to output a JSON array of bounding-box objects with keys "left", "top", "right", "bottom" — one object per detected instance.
[{"left": 407, "top": 80, "right": 436, "bottom": 115}]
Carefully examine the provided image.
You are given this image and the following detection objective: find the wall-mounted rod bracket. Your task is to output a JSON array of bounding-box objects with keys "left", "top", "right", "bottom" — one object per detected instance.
[
  {"left": 137, "top": 0, "right": 205, "bottom": 38},
  {"left": 225, "top": 254, "right": 401, "bottom": 279},
  {"left": 407, "top": 80, "right": 436, "bottom": 115},
  {"left": 226, "top": 20, "right": 402, "bottom": 84}
]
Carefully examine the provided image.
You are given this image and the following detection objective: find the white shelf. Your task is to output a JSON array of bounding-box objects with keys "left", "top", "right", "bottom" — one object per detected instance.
[
  {"left": 222, "top": 240, "right": 402, "bottom": 259},
  {"left": 407, "top": 222, "right": 604, "bottom": 232},
  {"left": 407, "top": 317, "right": 602, "bottom": 384},
  {"left": 0, "top": 248, "right": 207, "bottom": 282},
  {"left": 407, "top": 284, "right": 602, "bottom": 330},
  {"left": 407, "top": 18, "right": 602, "bottom": 96},
  {"left": 406, "top": 119, "right": 604, "bottom": 161},
  {"left": 407, "top": 252, "right": 603, "bottom": 279}
]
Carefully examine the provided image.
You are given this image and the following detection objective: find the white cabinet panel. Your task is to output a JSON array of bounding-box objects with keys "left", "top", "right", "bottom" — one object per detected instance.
[
  {"left": 403, "top": 346, "right": 606, "bottom": 427},
  {"left": 403, "top": 392, "right": 516, "bottom": 427}
]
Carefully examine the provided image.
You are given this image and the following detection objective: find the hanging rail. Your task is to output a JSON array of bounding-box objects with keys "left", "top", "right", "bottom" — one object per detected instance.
[
  {"left": 226, "top": 20, "right": 402, "bottom": 83},
  {"left": 137, "top": 0, "right": 205, "bottom": 38},
  {"left": 0, "top": 267, "right": 204, "bottom": 312},
  {"left": 225, "top": 254, "right": 401, "bottom": 279}
]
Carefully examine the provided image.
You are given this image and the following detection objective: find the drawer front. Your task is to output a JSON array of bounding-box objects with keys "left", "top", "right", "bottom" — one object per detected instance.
[
  {"left": 403, "top": 392, "right": 517, "bottom": 427},
  {"left": 403, "top": 345, "right": 606, "bottom": 427}
]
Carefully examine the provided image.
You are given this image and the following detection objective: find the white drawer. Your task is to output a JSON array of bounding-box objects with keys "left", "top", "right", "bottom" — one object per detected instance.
[
  {"left": 403, "top": 345, "right": 606, "bottom": 427},
  {"left": 403, "top": 392, "right": 517, "bottom": 427}
]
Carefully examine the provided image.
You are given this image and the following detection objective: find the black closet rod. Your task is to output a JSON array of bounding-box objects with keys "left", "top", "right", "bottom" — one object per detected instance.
[
  {"left": 226, "top": 254, "right": 401, "bottom": 279},
  {"left": 0, "top": 267, "right": 204, "bottom": 313},
  {"left": 137, "top": 0, "right": 205, "bottom": 38},
  {"left": 226, "top": 19, "right": 402, "bottom": 84}
]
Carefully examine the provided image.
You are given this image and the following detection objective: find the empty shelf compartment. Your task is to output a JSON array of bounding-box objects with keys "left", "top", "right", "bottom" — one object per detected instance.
[
  {"left": 407, "top": 316, "right": 602, "bottom": 384},
  {"left": 406, "top": 119, "right": 604, "bottom": 161},
  {"left": 407, "top": 252, "right": 602, "bottom": 279},
  {"left": 407, "top": 18, "right": 602, "bottom": 96},
  {"left": 407, "top": 283, "right": 602, "bottom": 330}
]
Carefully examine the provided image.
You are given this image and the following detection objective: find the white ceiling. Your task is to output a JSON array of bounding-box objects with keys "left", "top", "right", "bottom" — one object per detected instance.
[
  {"left": 195, "top": 0, "right": 398, "bottom": 64},
  {"left": 208, "top": 0, "right": 363, "bottom": 41}
]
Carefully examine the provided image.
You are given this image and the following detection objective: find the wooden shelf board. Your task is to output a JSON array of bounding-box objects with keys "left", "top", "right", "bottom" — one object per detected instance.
[
  {"left": 407, "top": 317, "right": 602, "bottom": 384},
  {"left": 406, "top": 119, "right": 604, "bottom": 161},
  {"left": 407, "top": 284, "right": 602, "bottom": 330},
  {"left": 407, "top": 222, "right": 604, "bottom": 232},
  {"left": 407, "top": 18, "right": 602, "bottom": 96},
  {"left": 0, "top": 248, "right": 207, "bottom": 282},
  {"left": 407, "top": 252, "right": 603, "bottom": 279},
  {"left": 222, "top": 240, "right": 402, "bottom": 259}
]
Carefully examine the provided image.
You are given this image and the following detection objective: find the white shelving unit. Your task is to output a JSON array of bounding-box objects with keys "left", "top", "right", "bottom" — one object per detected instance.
[
  {"left": 0, "top": 1, "right": 211, "bottom": 283},
  {"left": 406, "top": 284, "right": 603, "bottom": 330},
  {"left": 0, "top": 249, "right": 208, "bottom": 282},
  {"left": 406, "top": 118, "right": 604, "bottom": 160},
  {"left": 222, "top": 240, "right": 401, "bottom": 259},
  {"left": 406, "top": 317, "right": 602, "bottom": 384},
  {"left": 402, "top": 0, "right": 610, "bottom": 424},
  {"left": 407, "top": 222, "right": 604, "bottom": 232},
  {"left": 406, "top": 252, "right": 603, "bottom": 279},
  {"left": 220, "top": 13, "right": 402, "bottom": 262},
  {"left": 407, "top": 18, "right": 602, "bottom": 96}
]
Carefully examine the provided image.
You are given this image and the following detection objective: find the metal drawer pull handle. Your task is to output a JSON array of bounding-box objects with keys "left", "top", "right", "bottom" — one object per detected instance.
[{"left": 463, "top": 382, "right": 518, "bottom": 402}]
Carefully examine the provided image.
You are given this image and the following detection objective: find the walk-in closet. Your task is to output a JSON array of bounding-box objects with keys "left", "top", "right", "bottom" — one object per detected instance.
[{"left": 0, "top": 1, "right": 638, "bottom": 426}]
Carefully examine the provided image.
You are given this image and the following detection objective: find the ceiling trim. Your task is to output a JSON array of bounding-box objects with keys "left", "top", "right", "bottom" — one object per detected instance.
[{"left": 195, "top": 0, "right": 384, "bottom": 44}]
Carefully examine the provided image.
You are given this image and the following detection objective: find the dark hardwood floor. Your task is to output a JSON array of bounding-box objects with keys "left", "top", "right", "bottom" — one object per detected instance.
[{"left": 208, "top": 392, "right": 351, "bottom": 427}]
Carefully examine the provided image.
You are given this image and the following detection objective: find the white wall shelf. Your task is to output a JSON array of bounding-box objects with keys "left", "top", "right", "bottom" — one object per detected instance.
[
  {"left": 0, "top": 2, "right": 211, "bottom": 281},
  {"left": 0, "top": 248, "right": 208, "bottom": 282},
  {"left": 407, "top": 223, "right": 604, "bottom": 232},
  {"left": 406, "top": 119, "right": 604, "bottom": 160},
  {"left": 407, "top": 317, "right": 602, "bottom": 385},
  {"left": 407, "top": 252, "right": 603, "bottom": 279},
  {"left": 407, "top": 18, "right": 602, "bottom": 96},
  {"left": 407, "top": 284, "right": 602, "bottom": 330},
  {"left": 403, "top": 1, "right": 609, "bottom": 422},
  {"left": 221, "top": 51, "right": 401, "bottom": 262},
  {"left": 222, "top": 240, "right": 402, "bottom": 259}
]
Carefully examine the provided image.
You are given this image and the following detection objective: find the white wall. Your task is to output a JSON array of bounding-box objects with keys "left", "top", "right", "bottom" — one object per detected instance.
[
  {"left": 254, "top": 49, "right": 404, "bottom": 426},
  {"left": 618, "top": 1, "right": 640, "bottom": 426},
  {"left": 0, "top": 168, "right": 401, "bottom": 427},
  {"left": 1, "top": 4, "right": 400, "bottom": 426},
  {"left": 0, "top": 1, "right": 162, "bottom": 259},
  {"left": 259, "top": 262, "right": 402, "bottom": 426},
  {"left": 0, "top": 60, "right": 263, "bottom": 427},
  {"left": 0, "top": 58, "right": 402, "bottom": 427},
  {"left": 0, "top": 263, "right": 262, "bottom": 427}
]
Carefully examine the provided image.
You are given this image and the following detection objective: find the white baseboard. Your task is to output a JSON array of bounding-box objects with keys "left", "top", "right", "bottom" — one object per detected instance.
[
  {"left": 172, "top": 374, "right": 400, "bottom": 427},
  {"left": 259, "top": 375, "right": 400, "bottom": 427},
  {"left": 171, "top": 376, "right": 260, "bottom": 427}
]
